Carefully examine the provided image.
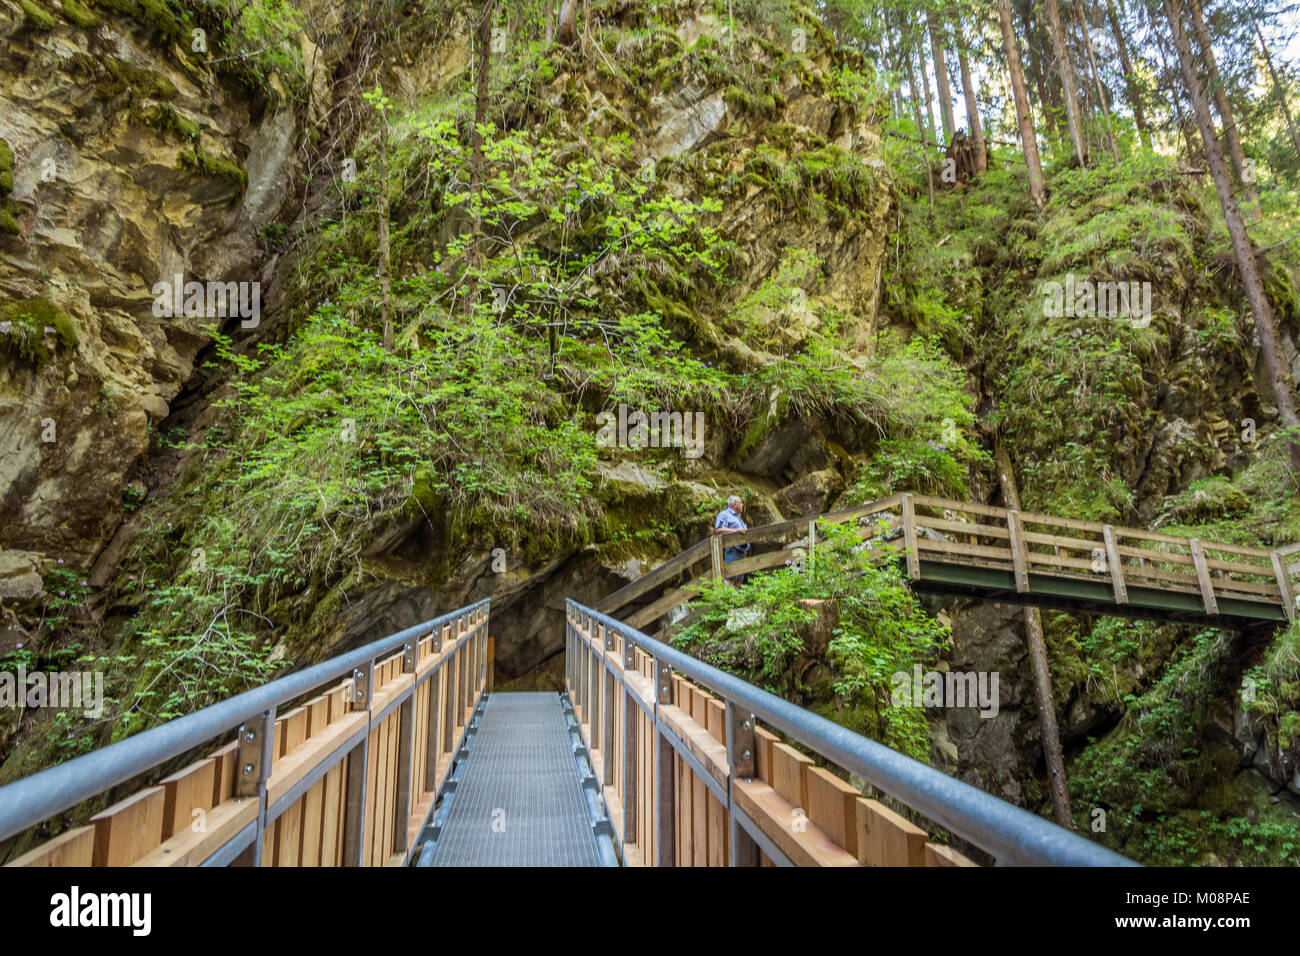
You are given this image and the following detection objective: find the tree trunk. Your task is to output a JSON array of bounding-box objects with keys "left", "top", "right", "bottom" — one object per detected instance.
[
  {"left": 904, "top": 28, "right": 929, "bottom": 145},
  {"left": 1072, "top": 0, "right": 1120, "bottom": 161},
  {"left": 916, "top": 15, "right": 939, "bottom": 149},
  {"left": 1187, "top": 0, "right": 1259, "bottom": 208},
  {"left": 1044, "top": 0, "right": 1087, "bottom": 167},
  {"left": 1164, "top": 0, "right": 1300, "bottom": 472},
  {"left": 1025, "top": 4, "right": 1061, "bottom": 138},
  {"left": 1253, "top": 16, "right": 1300, "bottom": 161},
  {"left": 378, "top": 101, "right": 393, "bottom": 350},
  {"left": 994, "top": 440, "right": 1074, "bottom": 830},
  {"left": 996, "top": 0, "right": 1046, "bottom": 207},
  {"left": 955, "top": 23, "right": 986, "bottom": 172},
  {"left": 1105, "top": 0, "right": 1152, "bottom": 148},
  {"left": 467, "top": 0, "right": 494, "bottom": 315},
  {"left": 926, "top": 6, "right": 956, "bottom": 146},
  {"left": 558, "top": 0, "right": 578, "bottom": 46},
  {"left": 1153, "top": 28, "right": 1202, "bottom": 164}
]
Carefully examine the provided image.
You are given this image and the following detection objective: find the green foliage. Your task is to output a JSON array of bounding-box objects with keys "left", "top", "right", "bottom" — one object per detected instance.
[
  {"left": 674, "top": 523, "right": 949, "bottom": 759},
  {"left": 0, "top": 298, "right": 78, "bottom": 367},
  {"left": 1153, "top": 432, "right": 1300, "bottom": 546},
  {"left": 1070, "top": 627, "right": 1300, "bottom": 865},
  {"left": 842, "top": 335, "right": 988, "bottom": 502},
  {"left": 1241, "top": 621, "right": 1300, "bottom": 748},
  {"left": 39, "top": 567, "right": 93, "bottom": 634}
]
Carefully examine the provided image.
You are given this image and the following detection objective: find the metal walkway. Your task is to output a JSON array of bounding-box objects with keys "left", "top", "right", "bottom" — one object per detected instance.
[{"left": 420, "top": 693, "right": 605, "bottom": 866}]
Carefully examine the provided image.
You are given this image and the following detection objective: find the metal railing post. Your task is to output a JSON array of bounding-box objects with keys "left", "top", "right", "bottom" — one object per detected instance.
[
  {"left": 424, "top": 663, "right": 441, "bottom": 793},
  {"left": 623, "top": 635, "right": 638, "bottom": 843},
  {"left": 590, "top": 623, "right": 602, "bottom": 747},
  {"left": 580, "top": 624, "right": 589, "bottom": 721},
  {"left": 726, "top": 700, "right": 759, "bottom": 866},
  {"left": 393, "top": 642, "right": 417, "bottom": 856},
  {"left": 441, "top": 643, "right": 455, "bottom": 753},
  {"left": 565, "top": 615, "right": 573, "bottom": 693},
  {"left": 456, "top": 635, "right": 467, "bottom": 730},
  {"left": 234, "top": 706, "right": 275, "bottom": 866},
  {"left": 653, "top": 655, "right": 675, "bottom": 866},
  {"left": 341, "top": 658, "right": 374, "bottom": 866},
  {"left": 603, "top": 631, "right": 616, "bottom": 785}
]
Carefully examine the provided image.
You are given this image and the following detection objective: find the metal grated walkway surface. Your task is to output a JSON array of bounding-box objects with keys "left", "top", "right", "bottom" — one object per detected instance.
[{"left": 424, "top": 693, "right": 603, "bottom": 866}]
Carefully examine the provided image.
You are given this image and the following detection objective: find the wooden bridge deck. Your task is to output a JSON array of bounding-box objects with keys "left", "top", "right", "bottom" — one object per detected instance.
[{"left": 598, "top": 493, "right": 1299, "bottom": 634}]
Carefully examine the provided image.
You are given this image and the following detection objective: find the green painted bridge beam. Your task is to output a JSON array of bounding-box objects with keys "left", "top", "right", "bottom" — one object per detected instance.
[{"left": 905, "top": 558, "right": 1287, "bottom": 629}]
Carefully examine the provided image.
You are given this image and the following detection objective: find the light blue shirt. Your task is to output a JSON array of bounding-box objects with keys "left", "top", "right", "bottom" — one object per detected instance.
[
  {"left": 715, "top": 506, "right": 749, "bottom": 559},
  {"left": 714, "top": 506, "right": 747, "bottom": 533}
]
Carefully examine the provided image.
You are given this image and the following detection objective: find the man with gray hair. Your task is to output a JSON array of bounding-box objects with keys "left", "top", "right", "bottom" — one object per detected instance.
[{"left": 714, "top": 494, "right": 750, "bottom": 586}]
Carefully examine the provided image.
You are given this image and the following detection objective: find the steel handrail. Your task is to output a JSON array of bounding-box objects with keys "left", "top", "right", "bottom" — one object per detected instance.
[
  {"left": 568, "top": 599, "right": 1135, "bottom": 867},
  {"left": 0, "top": 599, "right": 489, "bottom": 844}
]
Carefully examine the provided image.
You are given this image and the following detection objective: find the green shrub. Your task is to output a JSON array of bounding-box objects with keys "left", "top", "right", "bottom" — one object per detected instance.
[{"left": 0, "top": 298, "right": 78, "bottom": 366}]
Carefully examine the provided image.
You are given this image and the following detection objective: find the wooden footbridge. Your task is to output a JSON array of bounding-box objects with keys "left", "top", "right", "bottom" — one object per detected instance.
[
  {"left": 599, "top": 492, "right": 1299, "bottom": 635},
  {"left": 2, "top": 492, "right": 1290, "bottom": 869}
]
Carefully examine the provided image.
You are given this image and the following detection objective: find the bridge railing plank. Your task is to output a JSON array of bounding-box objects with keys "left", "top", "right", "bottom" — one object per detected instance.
[
  {"left": 606, "top": 492, "right": 1296, "bottom": 635},
  {"left": 566, "top": 605, "right": 994, "bottom": 867},
  {"left": 3, "top": 602, "right": 489, "bottom": 869}
]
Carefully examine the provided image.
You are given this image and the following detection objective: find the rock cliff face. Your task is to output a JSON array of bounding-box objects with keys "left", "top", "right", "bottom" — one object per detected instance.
[
  {"left": 0, "top": 0, "right": 1295, "bottom": 865},
  {"left": 270, "top": 9, "right": 896, "bottom": 687},
  {"left": 0, "top": 4, "right": 306, "bottom": 595},
  {"left": 0, "top": 2, "right": 895, "bottom": 693}
]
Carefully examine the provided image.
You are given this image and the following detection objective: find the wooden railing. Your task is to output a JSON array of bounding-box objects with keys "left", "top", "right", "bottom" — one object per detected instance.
[
  {"left": 1, "top": 602, "right": 492, "bottom": 867},
  {"left": 566, "top": 600, "right": 1132, "bottom": 866},
  {"left": 598, "top": 493, "right": 1299, "bottom": 634}
]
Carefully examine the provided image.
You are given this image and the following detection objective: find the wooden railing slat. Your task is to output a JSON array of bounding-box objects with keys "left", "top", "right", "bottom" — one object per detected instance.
[{"left": 1190, "top": 539, "right": 1220, "bottom": 616}]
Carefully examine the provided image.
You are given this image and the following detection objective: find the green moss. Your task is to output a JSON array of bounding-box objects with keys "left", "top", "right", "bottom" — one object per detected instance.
[
  {"left": 0, "top": 209, "right": 19, "bottom": 236},
  {"left": 0, "top": 138, "right": 13, "bottom": 197},
  {"left": 71, "top": 53, "right": 177, "bottom": 102},
  {"left": 19, "top": 0, "right": 57, "bottom": 30},
  {"left": 0, "top": 298, "right": 78, "bottom": 366},
  {"left": 178, "top": 148, "right": 248, "bottom": 191},
  {"left": 138, "top": 104, "right": 199, "bottom": 141},
  {"left": 91, "top": 0, "right": 180, "bottom": 33},
  {"left": 93, "top": 0, "right": 140, "bottom": 14},
  {"left": 59, "top": 0, "right": 100, "bottom": 27},
  {"left": 137, "top": 0, "right": 182, "bottom": 36}
]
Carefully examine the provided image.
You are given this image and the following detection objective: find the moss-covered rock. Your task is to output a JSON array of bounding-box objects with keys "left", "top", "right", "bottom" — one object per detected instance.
[
  {"left": 0, "top": 298, "right": 79, "bottom": 367},
  {"left": 137, "top": 103, "right": 199, "bottom": 141},
  {"left": 177, "top": 147, "right": 248, "bottom": 191},
  {"left": 0, "top": 138, "right": 13, "bottom": 197},
  {"left": 59, "top": 0, "right": 101, "bottom": 28},
  {"left": 19, "top": 0, "right": 57, "bottom": 30},
  {"left": 70, "top": 52, "right": 178, "bottom": 102}
]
